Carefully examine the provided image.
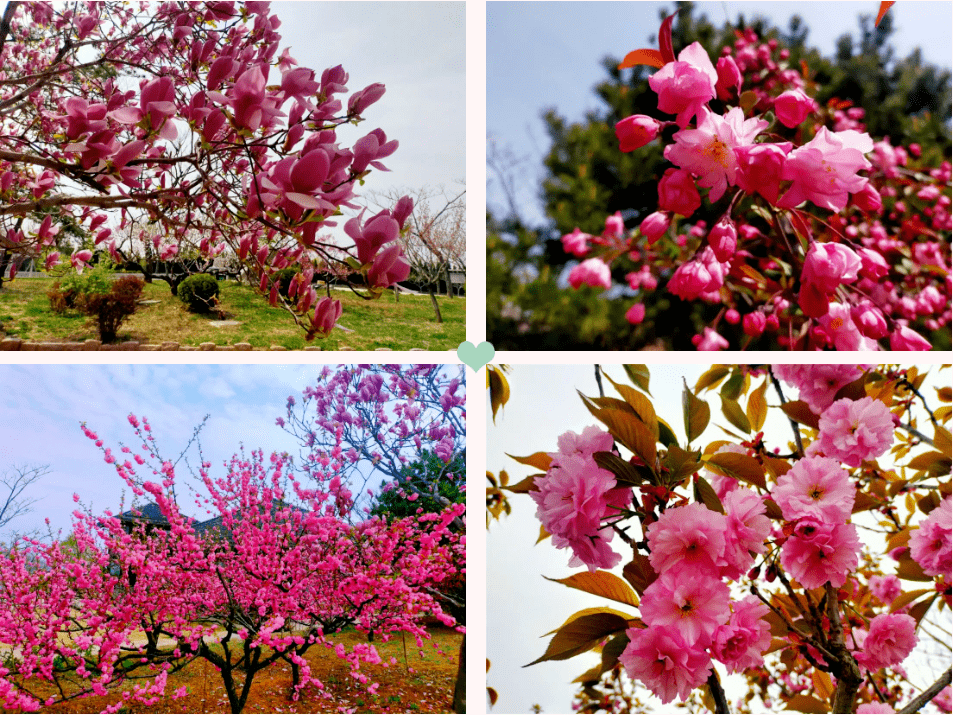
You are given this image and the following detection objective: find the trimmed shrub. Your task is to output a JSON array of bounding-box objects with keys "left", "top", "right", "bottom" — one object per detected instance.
[
  {"left": 47, "top": 266, "right": 113, "bottom": 314},
  {"left": 83, "top": 276, "right": 144, "bottom": 343},
  {"left": 177, "top": 273, "right": 220, "bottom": 313}
]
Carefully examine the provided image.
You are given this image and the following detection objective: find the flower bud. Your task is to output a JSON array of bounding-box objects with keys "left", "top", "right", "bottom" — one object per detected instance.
[{"left": 615, "top": 115, "right": 660, "bottom": 152}]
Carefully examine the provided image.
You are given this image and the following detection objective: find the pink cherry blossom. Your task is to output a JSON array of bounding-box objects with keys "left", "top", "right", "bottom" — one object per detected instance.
[
  {"left": 856, "top": 703, "right": 896, "bottom": 713},
  {"left": 616, "top": 115, "right": 661, "bottom": 152},
  {"left": 773, "top": 89, "right": 817, "bottom": 128},
  {"left": 648, "top": 42, "right": 718, "bottom": 128},
  {"left": 721, "top": 488, "right": 771, "bottom": 580},
  {"left": 772, "top": 456, "right": 855, "bottom": 523},
  {"left": 554, "top": 426, "right": 614, "bottom": 463},
  {"left": 639, "top": 569, "right": 730, "bottom": 643},
  {"left": 908, "top": 495, "right": 952, "bottom": 579},
  {"left": 773, "top": 364, "right": 870, "bottom": 414},
  {"left": 640, "top": 211, "right": 671, "bottom": 244},
  {"left": 707, "top": 217, "right": 738, "bottom": 262},
  {"left": 779, "top": 127, "right": 874, "bottom": 211},
  {"left": 665, "top": 107, "right": 767, "bottom": 201},
  {"left": 694, "top": 327, "right": 729, "bottom": 351},
  {"left": 735, "top": 142, "right": 789, "bottom": 204},
  {"left": 625, "top": 303, "right": 646, "bottom": 324},
  {"left": 530, "top": 453, "right": 630, "bottom": 572},
  {"left": 658, "top": 168, "right": 701, "bottom": 217},
  {"left": 868, "top": 575, "right": 901, "bottom": 605},
  {"left": 814, "top": 397, "right": 894, "bottom": 467},
  {"left": 646, "top": 502, "right": 728, "bottom": 576},
  {"left": 780, "top": 518, "right": 860, "bottom": 588},
  {"left": 889, "top": 325, "right": 932, "bottom": 351},
  {"left": 853, "top": 613, "right": 918, "bottom": 672},
  {"left": 620, "top": 625, "right": 712, "bottom": 703},
  {"left": 710, "top": 596, "right": 772, "bottom": 673},
  {"left": 568, "top": 258, "right": 612, "bottom": 290},
  {"left": 801, "top": 242, "right": 862, "bottom": 294},
  {"left": 562, "top": 227, "right": 592, "bottom": 257}
]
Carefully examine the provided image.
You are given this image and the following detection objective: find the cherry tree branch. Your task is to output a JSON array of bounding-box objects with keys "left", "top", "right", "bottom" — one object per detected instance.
[{"left": 898, "top": 667, "right": 951, "bottom": 713}]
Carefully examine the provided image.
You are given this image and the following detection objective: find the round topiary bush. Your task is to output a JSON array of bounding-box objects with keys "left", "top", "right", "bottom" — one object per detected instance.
[{"left": 177, "top": 273, "right": 220, "bottom": 313}]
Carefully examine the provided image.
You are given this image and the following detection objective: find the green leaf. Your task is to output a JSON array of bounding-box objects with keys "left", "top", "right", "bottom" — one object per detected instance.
[
  {"left": 663, "top": 445, "right": 702, "bottom": 482},
  {"left": 784, "top": 694, "right": 830, "bottom": 713},
  {"left": 682, "top": 379, "right": 710, "bottom": 444},
  {"left": 694, "top": 365, "right": 730, "bottom": 393},
  {"left": 600, "top": 632, "right": 630, "bottom": 673},
  {"left": 602, "top": 370, "right": 658, "bottom": 441},
  {"left": 694, "top": 475, "right": 725, "bottom": 514},
  {"left": 593, "top": 451, "right": 645, "bottom": 487},
  {"left": 622, "top": 554, "right": 657, "bottom": 596},
  {"left": 780, "top": 400, "right": 820, "bottom": 430},
  {"left": 545, "top": 571, "right": 640, "bottom": 608},
  {"left": 527, "top": 611, "right": 631, "bottom": 666},
  {"left": 657, "top": 417, "right": 678, "bottom": 448},
  {"left": 719, "top": 372, "right": 745, "bottom": 401},
  {"left": 507, "top": 452, "right": 553, "bottom": 471},
  {"left": 623, "top": 365, "right": 651, "bottom": 395},
  {"left": 705, "top": 452, "right": 766, "bottom": 490},
  {"left": 747, "top": 379, "right": 768, "bottom": 432},
  {"left": 721, "top": 397, "right": 752, "bottom": 434}
]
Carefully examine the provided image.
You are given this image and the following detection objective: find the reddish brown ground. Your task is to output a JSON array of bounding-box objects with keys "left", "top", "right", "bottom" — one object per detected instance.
[{"left": 12, "top": 628, "right": 462, "bottom": 714}]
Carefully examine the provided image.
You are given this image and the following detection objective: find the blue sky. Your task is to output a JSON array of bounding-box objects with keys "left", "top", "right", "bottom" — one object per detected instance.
[
  {"left": 487, "top": 1, "right": 953, "bottom": 226},
  {"left": 0, "top": 365, "right": 367, "bottom": 538}
]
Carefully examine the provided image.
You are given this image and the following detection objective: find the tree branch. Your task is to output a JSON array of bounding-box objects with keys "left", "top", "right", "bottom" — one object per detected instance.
[
  {"left": 898, "top": 667, "right": 951, "bottom": 714},
  {"left": 768, "top": 368, "right": 804, "bottom": 457},
  {"left": 707, "top": 671, "right": 730, "bottom": 713}
]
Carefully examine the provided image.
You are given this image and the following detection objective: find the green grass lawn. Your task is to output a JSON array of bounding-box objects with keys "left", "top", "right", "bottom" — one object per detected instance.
[{"left": 0, "top": 277, "right": 465, "bottom": 350}]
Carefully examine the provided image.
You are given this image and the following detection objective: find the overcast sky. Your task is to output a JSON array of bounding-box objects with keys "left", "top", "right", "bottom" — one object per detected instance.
[
  {"left": 487, "top": 1, "right": 953, "bottom": 225},
  {"left": 486, "top": 363, "right": 949, "bottom": 714}
]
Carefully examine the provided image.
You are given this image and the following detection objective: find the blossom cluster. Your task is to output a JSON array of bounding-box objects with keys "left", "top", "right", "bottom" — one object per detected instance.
[
  {"left": 561, "top": 25, "right": 950, "bottom": 350},
  {"left": 530, "top": 426, "right": 631, "bottom": 571},
  {"left": 0, "top": 2, "right": 415, "bottom": 339}
]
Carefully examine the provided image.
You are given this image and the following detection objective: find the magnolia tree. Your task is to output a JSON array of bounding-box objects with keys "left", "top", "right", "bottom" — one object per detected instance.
[
  {"left": 497, "top": 363, "right": 951, "bottom": 713},
  {"left": 0, "top": 374, "right": 466, "bottom": 713},
  {"left": 277, "top": 364, "right": 466, "bottom": 520},
  {"left": 560, "top": 13, "right": 951, "bottom": 350},
  {"left": 0, "top": 1, "right": 415, "bottom": 339}
]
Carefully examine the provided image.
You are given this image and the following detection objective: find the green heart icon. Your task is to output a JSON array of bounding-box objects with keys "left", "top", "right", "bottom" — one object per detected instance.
[{"left": 456, "top": 341, "right": 495, "bottom": 372}]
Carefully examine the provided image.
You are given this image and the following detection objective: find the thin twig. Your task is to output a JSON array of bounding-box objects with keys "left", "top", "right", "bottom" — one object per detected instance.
[
  {"left": 707, "top": 671, "right": 730, "bottom": 713},
  {"left": 768, "top": 368, "right": 804, "bottom": 456},
  {"left": 898, "top": 667, "right": 952, "bottom": 713}
]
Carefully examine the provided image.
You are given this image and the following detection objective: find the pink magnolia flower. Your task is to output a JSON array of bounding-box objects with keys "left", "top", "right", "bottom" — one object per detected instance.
[
  {"left": 779, "top": 127, "right": 874, "bottom": 211},
  {"left": 814, "top": 397, "right": 894, "bottom": 467},
  {"left": 561, "top": 228, "right": 592, "bottom": 258},
  {"left": 530, "top": 453, "right": 630, "bottom": 572},
  {"left": 568, "top": 258, "right": 611, "bottom": 290},
  {"left": 772, "top": 456, "right": 855, "bottom": 523},
  {"left": 710, "top": 596, "right": 772, "bottom": 673},
  {"left": 721, "top": 488, "right": 771, "bottom": 580},
  {"left": 773, "top": 89, "right": 817, "bottom": 128},
  {"left": 648, "top": 42, "right": 718, "bottom": 128},
  {"left": 367, "top": 244, "right": 411, "bottom": 289},
  {"left": 620, "top": 625, "right": 712, "bottom": 703},
  {"left": 665, "top": 107, "right": 767, "bottom": 201},
  {"left": 616, "top": 115, "right": 660, "bottom": 152},
  {"left": 309, "top": 297, "right": 342, "bottom": 337},
  {"left": 658, "top": 168, "right": 701, "bottom": 217},
  {"left": 868, "top": 575, "right": 901, "bottom": 605},
  {"left": 780, "top": 518, "right": 860, "bottom": 589},
  {"left": 908, "top": 495, "right": 952, "bottom": 579},
  {"left": 639, "top": 570, "right": 730, "bottom": 643},
  {"left": 646, "top": 502, "right": 728, "bottom": 577},
  {"left": 853, "top": 613, "right": 918, "bottom": 672}
]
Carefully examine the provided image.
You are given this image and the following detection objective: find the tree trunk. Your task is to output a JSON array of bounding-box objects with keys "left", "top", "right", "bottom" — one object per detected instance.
[
  {"left": 452, "top": 634, "right": 465, "bottom": 713},
  {"left": 0, "top": 250, "right": 10, "bottom": 290},
  {"left": 428, "top": 284, "right": 443, "bottom": 323},
  {"left": 444, "top": 262, "right": 453, "bottom": 298}
]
